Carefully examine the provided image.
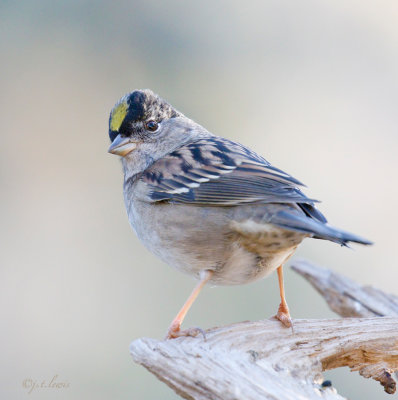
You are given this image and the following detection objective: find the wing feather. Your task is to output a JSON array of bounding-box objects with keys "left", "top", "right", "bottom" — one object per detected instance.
[{"left": 140, "top": 137, "right": 320, "bottom": 208}]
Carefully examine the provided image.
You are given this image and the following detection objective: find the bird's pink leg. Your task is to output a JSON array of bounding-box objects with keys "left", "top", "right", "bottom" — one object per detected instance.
[
  {"left": 275, "top": 265, "right": 293, "bottom": 328},
  {"left": 165, "top": 270, "right": 213, "bottom": 339}
]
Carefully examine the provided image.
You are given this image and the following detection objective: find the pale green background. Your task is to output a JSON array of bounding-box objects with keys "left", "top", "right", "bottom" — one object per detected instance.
[{"left": 1, "top": 1, "right": 398, "bottom": 399}]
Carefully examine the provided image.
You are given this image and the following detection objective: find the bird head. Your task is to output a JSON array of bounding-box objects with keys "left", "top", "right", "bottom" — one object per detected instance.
[{"left": 108, "top": 89, "right": 188, "bottom": 157}]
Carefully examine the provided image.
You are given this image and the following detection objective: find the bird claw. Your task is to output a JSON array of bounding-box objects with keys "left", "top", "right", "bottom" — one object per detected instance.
[
  {"left": 274, "top": 303, "right": 294, "bottom": 332},
  {"left": 165, "top": 326, "right": 207, "bottom": 340},
  {"left": 276, "top": 311, "right": 293, "bottom": 328}
]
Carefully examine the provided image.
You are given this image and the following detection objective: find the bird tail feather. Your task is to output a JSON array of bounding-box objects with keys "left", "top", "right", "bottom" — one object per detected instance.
[{"left": 271, "top": 210, "right": 373, "bottom": 246}]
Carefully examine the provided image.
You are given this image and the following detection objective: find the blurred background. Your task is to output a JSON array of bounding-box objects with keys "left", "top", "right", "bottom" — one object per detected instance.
[{"left": 1, "top": 0, "right": 397, "bottom": 399}]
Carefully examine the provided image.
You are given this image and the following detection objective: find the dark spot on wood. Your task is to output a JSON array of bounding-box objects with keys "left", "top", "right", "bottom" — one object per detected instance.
[
  {"left": 247, "top": 350, "right": 259, "bottom": 362},
  {"left": 380, "top": 370, "right": 396, "bottom": 394}
]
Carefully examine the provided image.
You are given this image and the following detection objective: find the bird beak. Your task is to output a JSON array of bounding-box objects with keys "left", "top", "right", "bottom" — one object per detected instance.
[{"left": 108, "top": 134, "right": 137, "bottom": 156}]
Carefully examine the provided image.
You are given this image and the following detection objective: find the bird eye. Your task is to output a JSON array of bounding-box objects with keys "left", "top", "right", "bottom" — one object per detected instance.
[{"left": 145, "top": 120, "right": 158, "bottom": 132}]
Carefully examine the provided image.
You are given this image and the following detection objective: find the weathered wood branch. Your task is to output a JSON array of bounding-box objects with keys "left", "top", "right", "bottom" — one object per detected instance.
[
  {"left": 131, "top": 317, "right": 398, "bottom": 399},
  {"left": 130, "top": 261, "right": 398, "bottom": 399},
  {"left": 291, "top": 260, "right": 398, "bottom": 317}
]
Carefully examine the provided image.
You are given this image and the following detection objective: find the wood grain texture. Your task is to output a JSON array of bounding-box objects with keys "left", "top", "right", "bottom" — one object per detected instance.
[
  {"left": 130, "top": 260, "right": 398, "bottom": 399},
  {"left": 291, "top": 260, "right": 398, "bottom": 317},
  {"left": 130, "top": 317, "right": 398, "bottom": 399}
]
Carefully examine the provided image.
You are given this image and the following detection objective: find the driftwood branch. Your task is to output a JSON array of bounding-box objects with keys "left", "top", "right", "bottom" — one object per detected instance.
[
  {"left": 291, "top": 260, "right": 398, "bottom": 318},
  {"left": 130, "top": 261, "right": 398, "bottom": 399}
]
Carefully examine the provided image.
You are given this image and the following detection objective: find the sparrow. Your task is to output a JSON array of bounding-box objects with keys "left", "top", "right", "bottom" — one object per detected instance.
[{"left": 108, "top": 89, "right": 372, "bottom": 339}]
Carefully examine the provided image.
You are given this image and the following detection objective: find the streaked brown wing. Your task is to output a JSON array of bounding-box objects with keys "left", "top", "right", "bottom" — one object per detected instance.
[{"left": 140, "top": 137, "right": 322, "bottom": 212}]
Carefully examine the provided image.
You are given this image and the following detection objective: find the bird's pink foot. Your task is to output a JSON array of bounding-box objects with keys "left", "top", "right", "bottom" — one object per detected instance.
[
  {"left": 275, "top": 302, "right": 293, "bottom": 329},
  {"left": 165, "top": 322, "right": 206, "bottom": 340}
]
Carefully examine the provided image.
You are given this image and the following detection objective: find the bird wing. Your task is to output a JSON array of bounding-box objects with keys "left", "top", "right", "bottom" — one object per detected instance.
[
  {"left": 138, "top": 137, "right": 325, "bottom": 216},
  {"left": 134, "top": 137, "right": 375, "bottom": 245}
]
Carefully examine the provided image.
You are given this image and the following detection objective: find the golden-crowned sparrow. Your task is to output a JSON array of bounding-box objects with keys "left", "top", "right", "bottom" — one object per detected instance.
[{"left": 108, "top": 89, "right": 371, "bottom": 339}]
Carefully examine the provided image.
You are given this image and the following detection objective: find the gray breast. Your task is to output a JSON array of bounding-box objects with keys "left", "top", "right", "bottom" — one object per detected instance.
[{"left": 125, "top": 197, "right": 306, "bottom": 286}]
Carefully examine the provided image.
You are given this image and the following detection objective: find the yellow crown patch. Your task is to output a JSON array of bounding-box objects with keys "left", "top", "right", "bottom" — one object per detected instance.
[{"left": 110, "top": 102, "right": 128, "bottom": 132}]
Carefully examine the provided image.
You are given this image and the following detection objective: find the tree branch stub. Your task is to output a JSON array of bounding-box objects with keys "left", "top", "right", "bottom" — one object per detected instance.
[{"left": 291, "top": 260, "right": 398, "bottom": 318}]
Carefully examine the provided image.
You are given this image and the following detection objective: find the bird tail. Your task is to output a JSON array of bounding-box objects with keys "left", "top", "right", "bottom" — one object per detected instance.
[{"left": 271, "top": 210, "right": 373, "bottom": 246}]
